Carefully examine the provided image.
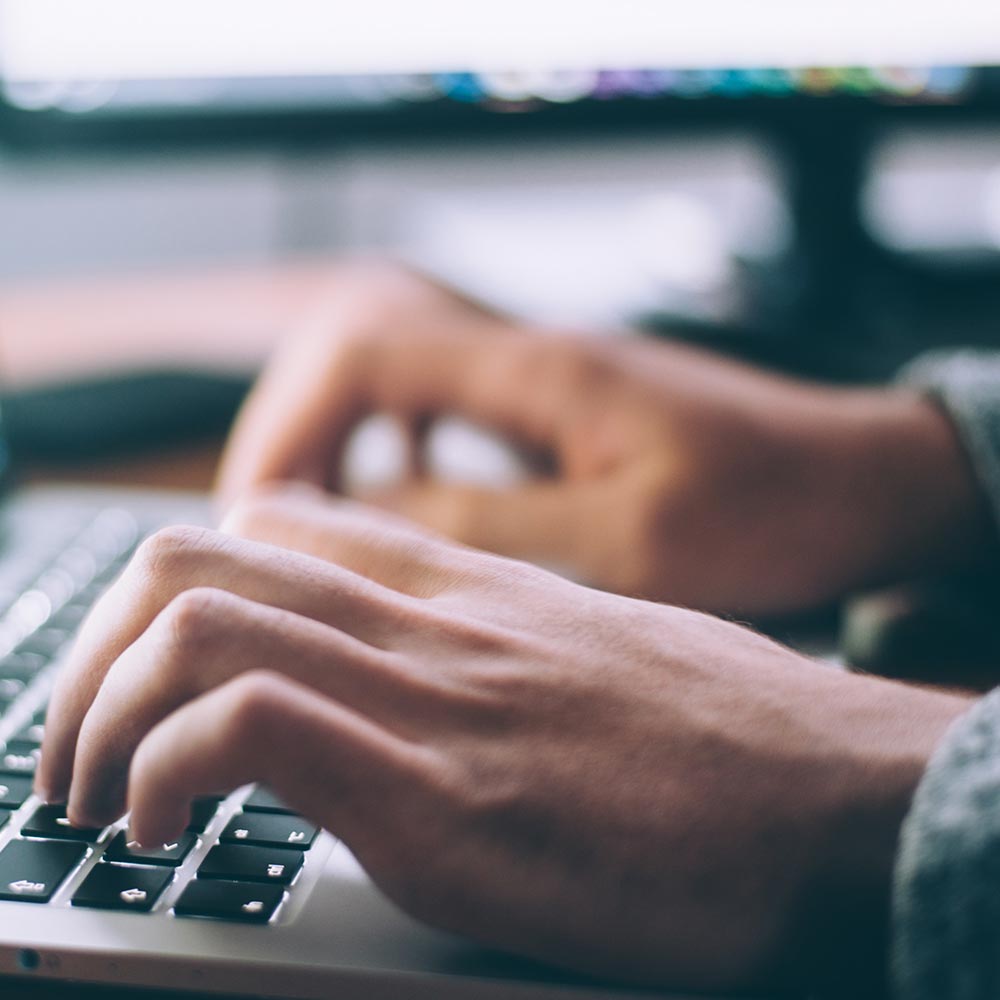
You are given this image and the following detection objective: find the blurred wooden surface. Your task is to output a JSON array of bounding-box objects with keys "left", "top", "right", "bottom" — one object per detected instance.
[{"left": 20, "top": 439, "right": 225, "bottom": 493}]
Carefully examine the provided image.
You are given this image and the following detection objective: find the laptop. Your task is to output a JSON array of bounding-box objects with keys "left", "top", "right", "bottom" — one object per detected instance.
[{"left": 0, "top": 481, "right": 742, "bottom": 1000}]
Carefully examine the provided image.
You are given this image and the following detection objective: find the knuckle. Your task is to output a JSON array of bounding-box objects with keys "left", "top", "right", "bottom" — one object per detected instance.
[
  {"left": 158, "top": 587, "right": 236, "bottom": 666},
  {"left": 220, "top": 670, "right": 287, "bottom": 743},
  {"left": 132, "top": 525, "right": 216, "bottom": 583},
  {"left": 223, "top": 486, "right": 294, "bottom": 539}
]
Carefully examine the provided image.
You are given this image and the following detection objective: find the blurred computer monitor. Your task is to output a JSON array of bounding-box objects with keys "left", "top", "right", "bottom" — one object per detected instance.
[{"left": 1, "top": 0, "right": 998, "bottom": 126}]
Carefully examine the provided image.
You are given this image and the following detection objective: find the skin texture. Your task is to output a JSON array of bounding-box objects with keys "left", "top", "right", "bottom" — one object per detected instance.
[
  {"left": 37, "top": 489, "right": 973, "bottom": 994},
  {"left": 36, "top": 262, "right": 993, "bottom": 992},
  {"left": 216, "top": 263, "right": 993, "bottom": 616}
]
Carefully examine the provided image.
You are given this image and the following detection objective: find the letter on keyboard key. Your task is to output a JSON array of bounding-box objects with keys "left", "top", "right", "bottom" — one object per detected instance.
[
  {"left": 221, "top": 813, "right": 318, "bottom": 850},
  {"left": 72, "top": 864, "right": 172, "bottom": 913},
  {"left": 21, "top": 804, "right": 106, "bottom": 843},
  {"left": 198, "top": 845, "right": 304, "bottom": 885},
  {"left": 0, "top": 839, "right": 88, "bottom": 903},
  {"left": 103, "top": 831, "right": 195, "bottom": 867},
  {"left": 174, "top": 880, "right": 284, "bottom": 923}
]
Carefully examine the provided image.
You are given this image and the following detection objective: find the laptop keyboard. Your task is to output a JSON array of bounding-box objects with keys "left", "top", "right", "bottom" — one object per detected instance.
[{"left": 0, "top": 508, "right": 323, "bottom": 926}]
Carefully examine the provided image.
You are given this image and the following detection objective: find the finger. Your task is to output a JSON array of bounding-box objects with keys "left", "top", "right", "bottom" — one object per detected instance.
[
  {"left": 67, "top": 589, "right": 423, "bottom": 827},
  {"left": 362, "top": 479, "right": 605, "bottom": 575},
  {"left": 215, "top": 315, "right": 563, "bottom": 511},
  {"left": 38, "top": 525, "right": 416, "bottom": 804},
  {"left": 222, "top": 485, "right": 481, "bottom": 597},
  {"left": 401, "top": 412, "right": 434, "bottom": 480},
  {"left": 126, "top": 671, "right": 424, "bottom": 849}
]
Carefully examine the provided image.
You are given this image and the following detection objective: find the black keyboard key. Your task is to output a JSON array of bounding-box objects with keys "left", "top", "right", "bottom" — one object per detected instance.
[
  {"left": 0, "top": 807, "right": 13, "bottom": 832},
  {"left": 174, "top": 880, "right": 284, "bottom": 923},
  {"left": 21, "top": 804, "right": 106, "bottom": 843},
  {"left": 0, "top": 839, "right": 87, "bottom": 902},
  {"left": 0, "top": 653, "right": 49, "bottom": 683},
  {"left": 243, "top": 787, "right": 296, "bottom": 815},
  {"left": 103, "top": 830, "right": 195, "bottom": 867},
  {"left": 221, "top": 813, "right": 317, "bottom": 850},
  {"left": 0, "top": 775, "right": 35, "bottom": 808},
  {"left": 0, "top": 747, "right": 40, "bottom": 776},
  {"left": 12, "top": 717, "right": 46, "bottom": 747},
  {"left": 186, "top": 798, "right": 220, "bottom": 834},
  {"left": 199, "top": 845, "right": 304, "bottom": 886},
  {"left": 0, "top": 652, "right": 49, "bottom": 683},
  {"left": 17, "top": 628, "right": 72, "bottom": 659},
  {"left": 72, "top": 863, "right": 172, "bottom": 913},
  {"left": 45, "top": 603, "right": 90, "bottom": 633}
]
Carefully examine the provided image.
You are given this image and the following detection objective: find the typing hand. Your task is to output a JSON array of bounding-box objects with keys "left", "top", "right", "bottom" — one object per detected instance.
[
  {"left": 216, "top": 262, "right": 988, "bottom": 616},
  {"left": 37, "top": 491, "right": 972, "bottom": 992}
]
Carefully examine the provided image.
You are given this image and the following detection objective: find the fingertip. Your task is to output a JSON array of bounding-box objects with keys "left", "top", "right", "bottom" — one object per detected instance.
[{"left": 126, "top": 810, "right": 185, "bottom": 851}]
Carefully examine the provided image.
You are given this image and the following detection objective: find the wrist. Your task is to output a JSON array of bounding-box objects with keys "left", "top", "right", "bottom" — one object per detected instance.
[
  {"left": 796, "top": 675, "right": 974, "bottom": 990},
  {"left": 823, "top": 387, "right": 996, "bottom": 587}
]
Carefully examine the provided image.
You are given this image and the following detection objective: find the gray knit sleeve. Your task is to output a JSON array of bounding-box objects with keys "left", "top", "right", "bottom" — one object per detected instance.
[
  {"left": 898, "top": 350, "right": 1000, "bottom": 530},
  {"left": 892, "top": 688, "right": 1000, "bottom": 1000}
]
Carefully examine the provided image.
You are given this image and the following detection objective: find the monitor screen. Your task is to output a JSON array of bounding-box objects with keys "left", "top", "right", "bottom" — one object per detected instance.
[{"left": 1, "top": 0, "right": 999, "bottom": 117}]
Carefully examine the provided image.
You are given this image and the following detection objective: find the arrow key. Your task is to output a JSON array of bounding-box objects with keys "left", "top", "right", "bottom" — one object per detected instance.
[
  {"left": 174, "top": 880, "right": 284, "bottom": 924},
  {"left": 72, "top": 863, "right": 172, "bottom": 913},
  {"left": 221, "top": 813, "right": 318, "bottom": 850},
  {"left": 103, "top": 831, "right": 195, "bottom": 867},
  {"left": 0, "top": 839, "right": 87, "bottom": 903}
]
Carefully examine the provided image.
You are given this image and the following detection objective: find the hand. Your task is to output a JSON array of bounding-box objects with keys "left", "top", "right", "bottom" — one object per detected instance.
[
  {"left": 216, "top": 263, "right": 991, "bottom": 616},
  {"left": 38, "top": 489, "right": 973, "bottom": 992}
]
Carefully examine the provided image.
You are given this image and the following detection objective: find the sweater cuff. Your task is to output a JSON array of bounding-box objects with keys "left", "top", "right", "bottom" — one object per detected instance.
[
  {"left": 898, "top": 350, "right": 1000, "bottom": 534},
  {"left": 892, "top": 687, "right": 1000, "bottom": 1000}
]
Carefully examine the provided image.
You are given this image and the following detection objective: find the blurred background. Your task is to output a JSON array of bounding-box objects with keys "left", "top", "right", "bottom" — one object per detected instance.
[{"left": 3, "top": 0, "right": 1000, "bottom": 481}]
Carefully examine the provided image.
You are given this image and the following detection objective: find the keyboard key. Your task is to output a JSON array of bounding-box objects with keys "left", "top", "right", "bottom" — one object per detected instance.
[
  {"left": 45, "top": 603, "right": 90, "bottom": 634},
  {"left": 0, "top": 807, "right": 13, "bottom": 832},
  {"left": 0, "top": 839, "right": 88, "bottom": 902},
  {"left": 0, "top": 775, "right": 35, "bottom": 808},
  {"left": 199, "top": 845, "right": 304, "bottom": 886},
  {"left": 11, "top": 717, "right": 45, "bottom": 747},
  {"left": 243, "top": 787, "right": 296, "bottom": 815},
  {"left": 221, "top": 813, "right": 318, "bottom": 850},
  {"left": 72, "top": 863, "right": 172, "bottom": 913},
  {"left": 103, "top": 831, "right": 195, "bottom": 867},
  {"left": 174, "top": 880, "right": 284, "bottom": 924},
  {"left": 186, "top": 798, "right": 220, "bottom": 834},
  {"left": 0, "top": 652, "right": 49, "bottom": 682},
  {"left": 0, "top": 747, "right": 40, "bottom": 776},
  {"left": 17, "top": 628, "right": 71, "bottom": 659},
  {"left": 21, "top": 804, "right": 106, "bottom": 843},
  {"left": 0, "top": 678, "right": 26, "bottom": 701}
]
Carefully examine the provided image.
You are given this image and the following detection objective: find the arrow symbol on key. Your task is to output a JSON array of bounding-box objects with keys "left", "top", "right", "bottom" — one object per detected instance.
[
  {"left": 120, "top": 888, "right": 147, "bottom": 905},
  {"left": 8, "top": 880, "right": 45, "bottom": 895},
  {"left": 242, "top": 901, "right": 264, "bottom": 915},
  {"left": 162, "top": 844, "right": 178, "bottom": 852}
]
